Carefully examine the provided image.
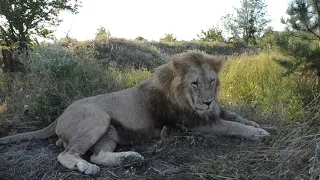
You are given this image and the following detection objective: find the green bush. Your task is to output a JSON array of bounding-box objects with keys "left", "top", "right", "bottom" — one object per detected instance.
[
  {"left": 16, "top": 45, "right": 151, "bottom": 122},
  {"left": 95, "top": 26, "right": 111, "bottom": 39},
  {"left": 260, "top": 30, "right": 320, "bottom": 78},
  {"left": 197, "top": 27, "right": 225, "bottom": 42},
  {"left": 160, "top": 33, "right": 177, "bottom": 42}
]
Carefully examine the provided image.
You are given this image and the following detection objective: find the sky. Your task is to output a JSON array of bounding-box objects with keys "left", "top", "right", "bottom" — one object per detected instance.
[{"left": 55, "top": 0, "right": 291, "bottom": 41}]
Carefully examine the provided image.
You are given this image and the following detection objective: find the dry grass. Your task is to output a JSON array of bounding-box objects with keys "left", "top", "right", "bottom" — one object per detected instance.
[
  {"left": 0, "top": 106, "right": 319, "bottom": 180},
  {"left": 64, "top": 38, "right": 258, "bottom": 69}
]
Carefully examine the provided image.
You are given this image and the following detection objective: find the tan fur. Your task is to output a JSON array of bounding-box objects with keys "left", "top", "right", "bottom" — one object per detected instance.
[{"left": 0, "top": 51, "right": 270, "bottom": 174}]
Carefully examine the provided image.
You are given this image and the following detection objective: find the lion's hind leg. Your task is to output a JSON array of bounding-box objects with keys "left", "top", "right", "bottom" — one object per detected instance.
[
  {"left": 57, "top": 110, "right": 111, "bottom": 174},
  {"left": 58, "top": 152, "right": 100, "bottom": 174},
  {"left": 90, "top": 125, "right": 144, "bottom": 166}
]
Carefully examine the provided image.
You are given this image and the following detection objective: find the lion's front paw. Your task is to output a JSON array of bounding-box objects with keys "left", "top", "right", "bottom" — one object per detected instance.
[
  {"left": 245, "top": 120, "right": 260, "bottom": 128},
  {"left": 248, "top": 127, "right": 270, "bottom": 141},
  {"left": 76, "top": 161, "right": 100, "bottom": 174},
  {"left": 120, "top": 151, "right": 144, "bottom": 166}
]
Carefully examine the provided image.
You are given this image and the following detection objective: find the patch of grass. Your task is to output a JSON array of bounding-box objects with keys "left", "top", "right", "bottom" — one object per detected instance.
[
  {"left": 108, "top": 67, "right": 152, "bottom": 89},
  {"left": 0, "top": 45, "right": 152, "bottom": 131},
  {"left": 219, "top": 52, "right": 319, "bottom": 120}
]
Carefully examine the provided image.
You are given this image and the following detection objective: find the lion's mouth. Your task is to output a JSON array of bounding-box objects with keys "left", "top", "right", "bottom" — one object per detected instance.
[{"left": 195, "top": 107, "right": 210, "bottom": 113}]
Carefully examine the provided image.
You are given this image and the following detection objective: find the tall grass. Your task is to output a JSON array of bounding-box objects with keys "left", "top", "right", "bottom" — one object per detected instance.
[
  {"left": 0, "top": 45, "right": 151, "bottom": 126},
  {"left": 219, "top": 52, "right": 319, "bottom": 120},
  {"left": 1, "top": 45, "right": 318, "bottom": 130}
]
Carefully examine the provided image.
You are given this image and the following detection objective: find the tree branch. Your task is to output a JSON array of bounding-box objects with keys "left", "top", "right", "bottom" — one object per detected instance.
[{"left": 300, "top": 7, "right": 320, "bottom": 40}]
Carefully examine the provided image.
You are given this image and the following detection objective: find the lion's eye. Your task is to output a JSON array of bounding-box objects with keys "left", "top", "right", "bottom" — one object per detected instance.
[
  {"left": 191, "top": 82, "right": 198, "bottom": 88},
  {"left": 210, "top": 79, "right": 215, "bottom": 85}
]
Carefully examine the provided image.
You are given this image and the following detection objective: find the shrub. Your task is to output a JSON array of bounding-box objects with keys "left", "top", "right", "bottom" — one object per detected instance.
[
  {"left": 95, "top": 26, "right": 111, "bottom": 39},
  {"left": 259, "top": 30, "right": 320, "bottom": 81},
  {"left": 160, "top": 33, "right": 177, "bottom": 42},
  {"left": 135, "top": 36, "right": 146, "bottom": 41},
  {"left": 0, "top": 44, "right": 154, "bottom": 125},
  {"left": 197, "top": 27, "right": 225, "bottom": 42}
]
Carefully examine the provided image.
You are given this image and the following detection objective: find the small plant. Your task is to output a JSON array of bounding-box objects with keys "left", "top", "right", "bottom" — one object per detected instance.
[
  {"left": 135, "top": 36, "right": 146, "bottom": 41},
  {"left": 160, "top": 33, "right": 177, "bottom": 42},
  {"left": 197, "top": 26, "right": 225, "bottom": 42},
  {"left": 95, "top": 26, "right": 111, "bottom": 39}
]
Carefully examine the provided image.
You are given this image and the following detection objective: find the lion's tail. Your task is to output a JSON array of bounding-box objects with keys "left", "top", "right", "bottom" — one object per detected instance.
[{"left": 0, "top": 120, "right": 57, "bottom": 144}]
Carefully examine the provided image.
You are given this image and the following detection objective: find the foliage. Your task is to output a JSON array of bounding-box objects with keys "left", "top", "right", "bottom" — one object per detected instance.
[
  {"left": 135, "top": 36, "right": 146, "bottom": 41},
  {"left": 222, "top": 0, "right": 270, "bottom": 45},
  {"left": 2, "top": 45, "right": 152, "bottom": 122},
  {"left": 276, "top": 0, "right": 320, "bottom": 80},
  {"left": 221, "top": 14, "right": 241, "bottom": 42},
  {"left": 259, "top": 29, "right": 320, "bottom": 80},
  {"left": 57, "top": 37, "right": 78, "bottom": 47},
  {"left": 95, "top": 26, "right": 111, "bottom": 39},
  {"left": 220, "top": 52, "right": 319, "bottom": 120},
  {"left": 160, "top": 33, "right": 177, "bottom": 42},
  {"left": 197, "top": 26, "right": 225, "bottom": 42},
  {"left": 282, "top": 0, "right": 320, "bottom": 40},
  {"left": 0, "top": 0, "right": 80, "bottom": 46}
]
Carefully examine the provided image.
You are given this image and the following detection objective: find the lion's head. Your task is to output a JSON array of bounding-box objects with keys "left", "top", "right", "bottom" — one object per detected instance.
[{"left": 152, "top": 51, "right": 224, "bottom": 116}]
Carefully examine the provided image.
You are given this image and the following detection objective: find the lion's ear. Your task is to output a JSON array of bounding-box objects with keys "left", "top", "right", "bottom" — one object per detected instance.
[
  {"left": 209, "top": 56, "right": 225, "bottom": 73},
  {"left": 172, "top": 58, "right": 188, "bottom": 74}
]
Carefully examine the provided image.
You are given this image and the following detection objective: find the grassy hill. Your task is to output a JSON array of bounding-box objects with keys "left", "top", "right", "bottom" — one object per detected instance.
[{"left": 0, "top": 38, "right": 319, "bottom": 180}]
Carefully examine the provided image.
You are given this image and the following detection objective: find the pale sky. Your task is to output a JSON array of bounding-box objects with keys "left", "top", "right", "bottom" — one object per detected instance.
[{"left": 55, "top": 0, "right": 291, "bottom": 41}]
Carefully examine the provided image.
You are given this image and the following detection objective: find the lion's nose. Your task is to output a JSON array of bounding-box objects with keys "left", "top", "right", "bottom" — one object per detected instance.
[{"left": 203, "top": 101, "right": 212, "bottom": 106}]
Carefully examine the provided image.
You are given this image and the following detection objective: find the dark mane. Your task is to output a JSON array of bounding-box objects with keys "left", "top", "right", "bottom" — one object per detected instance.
[
  {"left": 139, "top": 80, "right": 219, "bottom": 130},
  {"left": 139, "top": 51, "right": 223, "bottom": 129}
]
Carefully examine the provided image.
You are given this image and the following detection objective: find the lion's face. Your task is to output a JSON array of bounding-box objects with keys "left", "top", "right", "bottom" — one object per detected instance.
[
  {"left": 184, "top": 64, "right": 219, "bottom": 114},
  {"left": 153, "top": 51, "right": 223, "bottom": 116}
]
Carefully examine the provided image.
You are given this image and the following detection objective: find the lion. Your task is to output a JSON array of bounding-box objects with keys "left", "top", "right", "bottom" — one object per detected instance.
[{"left": 0, "top": 51, "right": 270, "bottom": 174}]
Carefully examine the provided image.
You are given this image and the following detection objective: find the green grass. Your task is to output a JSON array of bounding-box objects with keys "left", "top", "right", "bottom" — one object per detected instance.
[
  {"left": 0, "top": 45, "right": 152, "bottom": 124},
  {"left": 219, "top": 52, "right": 319, "bottom": 120}
]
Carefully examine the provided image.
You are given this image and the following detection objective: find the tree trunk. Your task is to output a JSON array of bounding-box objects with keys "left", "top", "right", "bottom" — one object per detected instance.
[
  {"left": 1, "top": 49, "right": 16, "bottom": 73},
  {"left": 1, "top": 47, "right": 26, "bottom": 73}
]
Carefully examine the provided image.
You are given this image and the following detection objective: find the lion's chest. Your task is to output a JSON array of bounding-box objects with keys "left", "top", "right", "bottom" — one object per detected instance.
[{"left": 112, "top": 117, "right": 159, "bottom": 143}]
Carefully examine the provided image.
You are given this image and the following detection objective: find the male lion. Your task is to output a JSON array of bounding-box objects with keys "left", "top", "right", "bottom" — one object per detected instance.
[{"left": 0, "top": 51, "right": 270, "bottom": 174}]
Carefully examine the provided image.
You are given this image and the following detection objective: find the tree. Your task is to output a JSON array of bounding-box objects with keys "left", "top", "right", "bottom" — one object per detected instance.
[
  {"left": 221, "top": 14, "right": 241, "bottom": 42},
  {"left": 95, "top": 26, "right": 111, "bottom": 39},
  {"left": 222, "top": 0, "right": 270, "bottom": 45},
  {"left": 0, "top": 0, "right": 80, "bottom": 46},
  {"left": 280, "top": 0, "right": 320, "bottom": 81},
  {"left": 282, "top": 0, "right": 320, "bottom": 40},
  {"left": 197, "top": 26, "right": 225, "bottom": 42}
]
